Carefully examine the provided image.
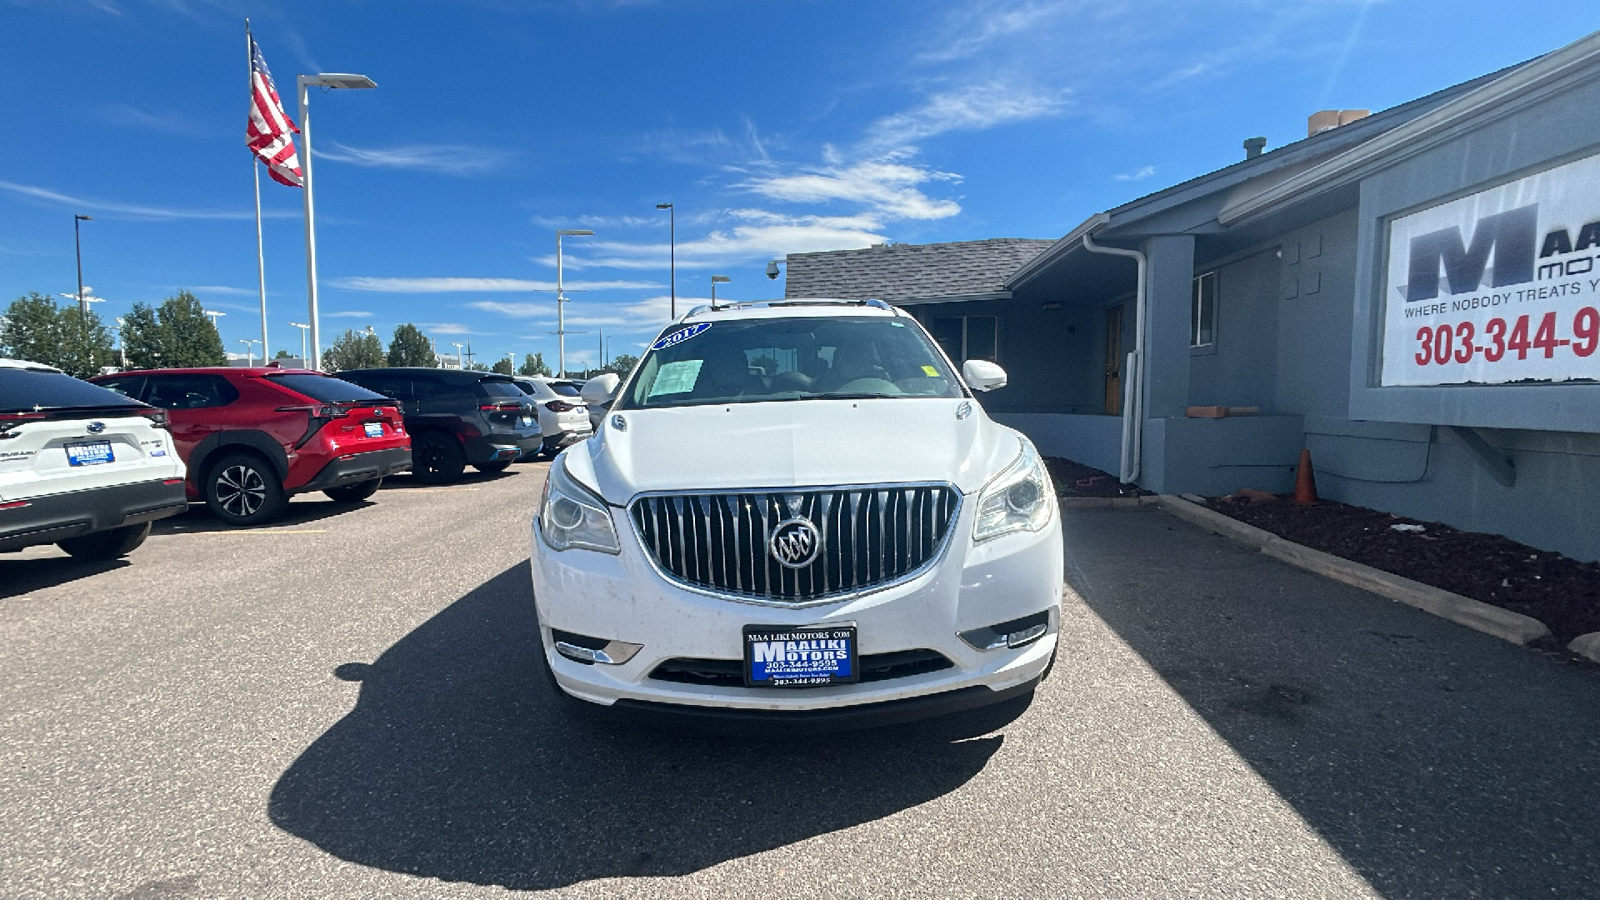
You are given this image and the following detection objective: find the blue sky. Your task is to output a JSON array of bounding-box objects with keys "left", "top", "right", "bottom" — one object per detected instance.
[{"left": 3, "top": 1, "right": 1595, "bottom": 371}]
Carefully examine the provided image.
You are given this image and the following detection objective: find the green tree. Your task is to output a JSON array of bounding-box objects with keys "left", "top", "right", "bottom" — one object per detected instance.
[
  {"left": 121, "top": 302, "right": 165, "bottom": 370},
  {"left": 604, "top": 353, "right": 640, "bottom": 377},
  {"left": 464, "top": 361, "right": 489, "bottom": 372},
  {"left": 274, "top": 349, "right": 293, "bottom": 359},
  {"left": 387, "top": 323, "right": 438, "bottom": 367},
  {"left": 518, "top": 352, "right": 552, "bottom": 377},
  {"left": 156, "top": 291, "right": 226, "bottom": 367},
  {"left": 491, "top": 357, "right": 514, "bottom": 375},
  {"left": 57, "top": 306, "right": 116, "bottom": 378},
  {"left": 322, "top": 328, "right": 386, "bottom": 372},
  {"left": 1, "top": 293, "right": 65, "bottom": 366}
]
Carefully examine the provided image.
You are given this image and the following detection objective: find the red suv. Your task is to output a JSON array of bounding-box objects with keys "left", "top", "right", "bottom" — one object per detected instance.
[{"left": 90, "top": 367, "right": 411, "bottom": 526}]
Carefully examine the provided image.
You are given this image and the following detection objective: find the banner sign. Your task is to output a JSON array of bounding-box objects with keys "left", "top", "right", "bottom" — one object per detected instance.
[{"left": 1381, "top": 152, "right": 1600, "bottom": 386}]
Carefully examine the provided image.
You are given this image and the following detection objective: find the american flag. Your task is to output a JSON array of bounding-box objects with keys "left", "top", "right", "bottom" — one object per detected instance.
[{"left": 246, "top": 34, "right": 302, "bottom": 187}]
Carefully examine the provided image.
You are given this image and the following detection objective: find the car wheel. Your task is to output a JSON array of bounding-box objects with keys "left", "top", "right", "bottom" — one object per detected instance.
[
  {"left": 57, "top": 522, "right": 152, "bottom": 560},
  {"left": 473, "top": 460, "right": 512, "bottom": 474},
  {"left": 324, "top": 478, "right": 382, "bottom": 503},
  {"left": 412, "top": 431, "right": 466, "bottom": 484},
  {"left": 204, "top": 451, "right": 289, "bottom": 526}
]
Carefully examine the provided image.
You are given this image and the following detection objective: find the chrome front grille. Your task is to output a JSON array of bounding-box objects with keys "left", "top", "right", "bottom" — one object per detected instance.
[{"left": 629, "top": 484, "right": 961, "bottom": 605}]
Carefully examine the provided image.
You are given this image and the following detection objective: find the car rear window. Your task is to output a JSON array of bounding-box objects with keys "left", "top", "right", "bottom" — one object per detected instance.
[
  {"left": 477, "top": 379, "right": 526, "bottom": 400},
  {"left": 548, "top": 382, "right": 582, "bottom": 397},
  {"left": 265, "top": 373, "right": 391, "bottom": 404},
  {"left": 2, "top": 367, "right": 147, "bottom": 414}
]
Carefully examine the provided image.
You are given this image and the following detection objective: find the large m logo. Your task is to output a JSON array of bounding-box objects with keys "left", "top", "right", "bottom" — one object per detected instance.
[{"left": 1405, "top": 204, "right": 1538, "bottom": 302}]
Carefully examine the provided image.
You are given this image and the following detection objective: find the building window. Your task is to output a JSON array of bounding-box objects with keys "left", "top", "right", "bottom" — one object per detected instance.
[
  {"left": 928, "top": 315, "right": 999, "bottom": 363},
  {"left": 1191, "top": 271, "right": 1217, "bottom": 347}
]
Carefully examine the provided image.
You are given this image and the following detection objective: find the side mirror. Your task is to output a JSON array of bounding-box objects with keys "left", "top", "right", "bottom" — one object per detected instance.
[
  {"left": 581, "top": 373, "right": 621, "bottom": 405},
  {"left": 961, "top": 359, "right": 1007, "bottom": 392}
]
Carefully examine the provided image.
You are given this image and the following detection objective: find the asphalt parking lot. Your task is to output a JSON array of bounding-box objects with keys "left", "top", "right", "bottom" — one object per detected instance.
[{"left": 3, "top": 465, "right": 1598, "bottom": 898}]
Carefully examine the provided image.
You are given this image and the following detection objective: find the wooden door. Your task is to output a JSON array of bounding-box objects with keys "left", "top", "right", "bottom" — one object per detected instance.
[{"left": 1104, "top": 305, "right": 1123, "bottom": 415}]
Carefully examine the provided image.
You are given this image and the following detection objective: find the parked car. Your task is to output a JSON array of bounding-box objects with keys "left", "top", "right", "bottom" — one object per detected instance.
[
  {"left": 1, "top": 358, "right": 188, "bottom": 558},
  {"left": 337, "top": 368, "right": 541, "bottom": 484},
  {"left": 90, "top": 367, "right": 410, "bottom": 526},
  {"left": 529, "top": 299, "right": 1063, "bottom": 728},
  {"left": 510, "top": 376, "right": 593, "bottom": 458}
]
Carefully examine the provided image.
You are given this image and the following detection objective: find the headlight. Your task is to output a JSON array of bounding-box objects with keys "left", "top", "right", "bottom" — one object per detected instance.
[
  {"left": 538, "top": 457, "right": 621, "bottom": 554},
  {"left": 973, "top": 439, "right": 1053, "bottom": 542}
]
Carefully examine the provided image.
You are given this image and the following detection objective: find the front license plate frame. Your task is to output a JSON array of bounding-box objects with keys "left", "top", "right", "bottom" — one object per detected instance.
[
  {"left": 743, "top": 624, "right": 858, "bottom": 688},
  {"left": 65, "top": 440, "right": 114, "bottom": 467}
]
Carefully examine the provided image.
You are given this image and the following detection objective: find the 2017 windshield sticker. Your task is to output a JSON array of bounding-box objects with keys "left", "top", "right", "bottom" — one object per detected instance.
[{"left": 651, "top": 322, "right": 711, "bottom": 351}]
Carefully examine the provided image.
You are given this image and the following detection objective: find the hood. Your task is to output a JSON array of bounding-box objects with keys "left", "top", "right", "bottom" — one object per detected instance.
[{"left": 566, "top": 398, "right": 1020, "bottom": 503}]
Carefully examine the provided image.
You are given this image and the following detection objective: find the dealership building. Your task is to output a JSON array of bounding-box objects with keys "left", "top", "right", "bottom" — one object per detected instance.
[{"left": 784, "top": 30, "right": 1600, "bottom": 563}]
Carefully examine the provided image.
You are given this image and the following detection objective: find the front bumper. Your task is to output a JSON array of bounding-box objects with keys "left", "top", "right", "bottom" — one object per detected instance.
[
  {"left": 529, "top": 494, "right": 1063, "bottom": 721},
  {"left": 0, "top": 477, "right": 188, "bottom": 552},
  {"left": 294, "top": 446, "right": 412, "bottom": 494}
]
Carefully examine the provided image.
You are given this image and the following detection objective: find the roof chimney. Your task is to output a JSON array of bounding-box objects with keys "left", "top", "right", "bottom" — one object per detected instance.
[
  {"left": 1308, "top": 109, "right": 1371, "bottom": 137},
  {"left": 1243, "top": 136, "right": 1266, "bottom": 159}
]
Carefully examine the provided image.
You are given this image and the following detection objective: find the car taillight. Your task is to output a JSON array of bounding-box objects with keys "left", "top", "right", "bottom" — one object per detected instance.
[
  {"left": 317, "top": 404, "right": 351, "bottom": 418},
  {"left": 544, "top": 400, "right": 577, "bottom": 413},
  {"left": 0, "top": 412, "right": 46, "bottom": 438},
  {"left": 479, "top": 402, "right": 522, "bottom": 412}
]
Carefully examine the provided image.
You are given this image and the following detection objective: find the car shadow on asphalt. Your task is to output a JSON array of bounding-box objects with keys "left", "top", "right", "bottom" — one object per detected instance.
[
  {"left": 151, "top": 500, "right": 376, "bottom": 534},
  {"left": 380, "top": 468, "right": 526, "bottom": 490},
  {"left": 268, "top": 561, "right": 1012, "bottom": 890},
  {"left": 1062, "top": 507, "right": 1600, "bottom": 898},
  {"left": 1, "top": 555, "right": 129, "bottom": 597}
]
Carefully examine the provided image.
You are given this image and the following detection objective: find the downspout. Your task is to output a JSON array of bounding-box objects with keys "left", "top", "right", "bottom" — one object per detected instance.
[{"left": 1080, "top": 220, "right": 1148, "bottom": 485}]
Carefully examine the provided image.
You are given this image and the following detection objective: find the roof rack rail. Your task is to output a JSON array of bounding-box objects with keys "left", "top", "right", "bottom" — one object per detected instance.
[{"left": 682, "top": 298, "right": 897, "bottom": 319}]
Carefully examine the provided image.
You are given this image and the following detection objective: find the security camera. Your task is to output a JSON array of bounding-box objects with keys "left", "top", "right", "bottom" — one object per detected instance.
[{"left": 766, "top": 260, "right": 780, "bottom": 280}]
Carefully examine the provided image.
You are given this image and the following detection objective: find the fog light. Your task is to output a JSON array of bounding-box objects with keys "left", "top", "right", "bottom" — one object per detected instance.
[
  {"left": 551, "top": 628, "right": 642, "bottom": 666},
  {"left": 958, "top": 610, "right": 1051, "bottom": 651}
]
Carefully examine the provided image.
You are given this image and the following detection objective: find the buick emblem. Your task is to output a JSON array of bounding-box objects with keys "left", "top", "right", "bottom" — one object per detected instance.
[
  {"left": 768, "top": 517, "right": 822, "bottom": 569},
  {"left": 86, "top": 421, "right": 106, "bottom": 434}
]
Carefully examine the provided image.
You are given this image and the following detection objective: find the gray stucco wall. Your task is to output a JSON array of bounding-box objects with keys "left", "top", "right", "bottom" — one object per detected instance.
[{"left": 1188, "top": 247, "right": 1281, "bottom": 410}]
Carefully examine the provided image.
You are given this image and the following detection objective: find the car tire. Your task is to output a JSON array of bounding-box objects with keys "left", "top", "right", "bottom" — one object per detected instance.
[
  {"left": 412, "top": 431, "right": 466, "bottom": 484},
  {"left": 324, "top": 478, "right": 382, "bottom": 503},
  {"left": 57, "top": 522, "right": 152, "bottom": 560},
  {"left": 473, "top": 460, "right": 512, "bottom": 474},
  {"left": 204, "top": 451, "right": 289, "bottom": 526}
]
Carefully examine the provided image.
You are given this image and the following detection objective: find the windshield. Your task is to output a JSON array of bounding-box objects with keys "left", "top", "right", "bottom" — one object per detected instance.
[{"left": 616, "top": 315, "right": 964, "bottom": 410}]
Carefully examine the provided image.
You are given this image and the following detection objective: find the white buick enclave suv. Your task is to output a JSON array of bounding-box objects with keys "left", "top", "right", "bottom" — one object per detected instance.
[{"left": 528, "top": 299, "right": 1063, "bottom": 728}]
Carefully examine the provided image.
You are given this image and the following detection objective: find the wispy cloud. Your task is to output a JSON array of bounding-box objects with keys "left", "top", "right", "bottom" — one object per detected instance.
[
  {"left": 737, "top": 159, "right": 961, "bottom": 221},
  {"left": 474, "top": 296, "right": 679, "bottom": 331},
  {"left": 330, "top": 277, "right": 658, "bottom": 293},
  {"left": 914, "top": 0, "right": 1075, "bottom": 64},
  {"left": 190, "top": 285, "right": 258, "bottom": 297},
  {"left": 323, "top": 310, "right": 377, "bottom": 318},
  {"left": 0, "top": 179, "right": 293, "bottom": 221},
  {"left": 862, "top": 81, "right": 1068, "bottom": 151},
  {"left": 1113, "top": 166, "right": 1157, "bottom": 181},
  {"left": 98, "top": 104, "right": 210, "bottom": 137},
  {"left": 317, "top": 142, "right": 512, "bottom": 176},
  {"left": 539, "top": 209, "right": 887, "bottom": 272},
  {"left": 420, "top": 322, "right": 478, "bottom": 335}
]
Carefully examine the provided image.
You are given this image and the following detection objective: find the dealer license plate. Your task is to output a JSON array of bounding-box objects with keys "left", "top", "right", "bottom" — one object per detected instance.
[
  {"left": 520, "top": 415, "right": 534, "bottom": 426},
  {"left": 66, "top": 440, "right": 114, "bottom": 467},
  {"left": 743, "top": 624, "right": 858, "bottom": 688},
  {"left": 364, "top": 422, "right": 384, "bottom": 438}
]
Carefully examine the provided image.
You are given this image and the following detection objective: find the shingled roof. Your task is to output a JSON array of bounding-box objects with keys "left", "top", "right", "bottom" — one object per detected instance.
[{"left": 783, "top": 238, "right": 1054, "bottom": 304}]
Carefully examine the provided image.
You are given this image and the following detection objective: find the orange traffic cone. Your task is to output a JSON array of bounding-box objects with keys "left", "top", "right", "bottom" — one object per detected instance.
[{"left": 1293, "top": 448, "right": 1318, "bottom": 505}]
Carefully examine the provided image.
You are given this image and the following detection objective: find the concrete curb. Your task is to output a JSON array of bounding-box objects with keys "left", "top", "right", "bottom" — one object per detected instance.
[
  {"left": 1153, "top": 495, "right": 1554, "bottom": 647},
  {"left": 1059, "top": 495, "right": 1160, "bottom": 509},
  {"left": 1570, "top": 633, "right": 1600, "bottom": 664}
]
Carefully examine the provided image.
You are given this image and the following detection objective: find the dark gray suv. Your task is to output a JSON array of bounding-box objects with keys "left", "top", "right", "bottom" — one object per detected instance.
[{"left": 337, "top": 368, "right": 540, "bottom": 484}]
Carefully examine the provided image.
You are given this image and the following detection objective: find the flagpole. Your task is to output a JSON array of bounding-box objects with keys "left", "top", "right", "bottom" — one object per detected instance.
[{"left": 248, "top": 20, "right": 269, "bottom": 366}]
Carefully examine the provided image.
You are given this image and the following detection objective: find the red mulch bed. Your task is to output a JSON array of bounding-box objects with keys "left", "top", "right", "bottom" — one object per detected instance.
[
  {"left": 1044, "top": 457, "right": 1148, "bottom": 499},
  {"left": 1204, "top": 494, "right": 1600, "bottom": 648}
]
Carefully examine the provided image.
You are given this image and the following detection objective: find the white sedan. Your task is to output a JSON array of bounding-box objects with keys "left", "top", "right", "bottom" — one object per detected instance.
[{"left": 528, "top": 300, "right": 1062, "bottom": 728}]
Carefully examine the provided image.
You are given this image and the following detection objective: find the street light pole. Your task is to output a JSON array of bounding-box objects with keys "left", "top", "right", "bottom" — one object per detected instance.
[
  {"left": 452, "top": 341, "right": 465, "bottom": 370},
  {"left": 555, "top": 229, "right": 594, "bottom": 378},
  {"left": 205, "top": 309, "right": 227, "bottom": 329},
  {"left": 288, "top": 321, "right": 310, "bottom": 367},
  {"left": 297, "top": 72, "right": 377, "bottom": 372},
  {"left": 238, "top": 338, "right": 261, "bottom": 366},
  {"left": 656, "top": 203, "right": 674, "bottom": 319},
  {"left": 711, "top": 274, "right": 730, "bottom": 309},
  {"left": 73, "top": 215, "right": 92, "bottom": 317}
]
